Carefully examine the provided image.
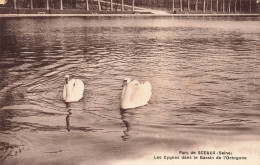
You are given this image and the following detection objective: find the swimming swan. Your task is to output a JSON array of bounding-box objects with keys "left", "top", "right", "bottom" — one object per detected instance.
[
  {"left": 63, "top": 75, "right": 84, "bottom": 102},
  {"left": 121, "top": 78, "right": 152, "bottom": 109}
]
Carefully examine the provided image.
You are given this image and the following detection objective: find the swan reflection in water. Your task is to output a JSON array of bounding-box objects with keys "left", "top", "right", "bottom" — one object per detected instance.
[
  {"left": 66, "top": 109, "right": 72, "bottom": 132},
  {"left": 64, "top": 100, "right": 88, "bottom": 132},
  {"left": 120, "top": 108, "right": 132, "bottom": 141},
  {"left": 65, "top": 103, "right": 72, "bottom": 132}
]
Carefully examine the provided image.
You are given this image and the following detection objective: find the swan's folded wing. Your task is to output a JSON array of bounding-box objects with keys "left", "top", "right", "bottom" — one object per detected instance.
[
  {"left": 72, "top": 79, "right": 84, "bottom": 96},
  {"left": 121, "top": 86, "right": 127, "bottom": 100},
  {"left": 121, "top": 80, "right": 152, "bottom": 109},
  {"left": 139, "top": 81, "right": 152, "bottom": 103},
  {"left": 69, "top": 79, "right": 76, "bottom": 86},
  {"left": 130, "top": 84, "right": 142, "bottom": 102},
  {"left": 63, "top": 85, "right": 66, "bottom": 100},
  {"left": 144, "top": 81, "right": 152, "bottom": 91}
]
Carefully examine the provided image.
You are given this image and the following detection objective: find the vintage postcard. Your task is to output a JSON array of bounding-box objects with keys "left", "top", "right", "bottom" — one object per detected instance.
[{"left": 0, "top": 0, "right": 259, "bottom": 165}]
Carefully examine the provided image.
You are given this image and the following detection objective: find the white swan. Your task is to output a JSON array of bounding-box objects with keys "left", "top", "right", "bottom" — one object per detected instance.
[
  {"left": 0, "top": 0, "right": 8, "bottom": 5},
  {"left": 63, "top": 75, "right": 84, "bottom": 102},
  {"left": 121, "top": 78, "right": 152, "bottom": 109}
]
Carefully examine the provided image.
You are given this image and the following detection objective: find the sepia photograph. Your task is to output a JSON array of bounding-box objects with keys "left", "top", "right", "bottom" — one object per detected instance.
[{"left": 0, "top": 0, "right": 259, "bottom": 165}]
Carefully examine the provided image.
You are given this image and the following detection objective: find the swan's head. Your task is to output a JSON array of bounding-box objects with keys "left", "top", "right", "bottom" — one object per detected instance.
[
  {"left": 122, "top": 77, "right": 131, "bottom": 87},
  {"left": 65, "top": 75, "right": 70, "bottom": 84}
]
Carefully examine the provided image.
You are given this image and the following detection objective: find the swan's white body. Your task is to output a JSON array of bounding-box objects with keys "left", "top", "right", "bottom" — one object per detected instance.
[
  {"left": 121, "top": 78, "right": 152, "bottom": 109},
  {"left": 63, "top": 75, "right": 84, "bottom": 102},
  {"left": 0, "top": 0, "right": 8, "bottom": 5}
]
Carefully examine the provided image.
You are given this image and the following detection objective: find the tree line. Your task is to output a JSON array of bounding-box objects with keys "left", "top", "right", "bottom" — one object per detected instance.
[
  {"left": 150, "top": 0, "right": 258, "bottom": 13},
  {"left": 1, "top": 0, "right": 259, "bottom": 13}
]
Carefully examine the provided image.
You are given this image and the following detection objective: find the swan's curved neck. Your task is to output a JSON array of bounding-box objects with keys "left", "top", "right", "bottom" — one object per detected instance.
[
  {"left": 65, "top": 83, "right": 72, "bottom": 100},
  {"left": 122, "top": 85, "right": 132, "bottom": 105}
]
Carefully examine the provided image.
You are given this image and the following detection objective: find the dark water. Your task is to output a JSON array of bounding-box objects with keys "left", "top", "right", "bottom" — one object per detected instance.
[{"left": 0, "top": 17, "right": 260, "bottom": 165}]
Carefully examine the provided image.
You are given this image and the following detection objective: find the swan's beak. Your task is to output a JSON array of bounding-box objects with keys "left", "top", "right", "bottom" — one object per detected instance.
[
  {"left": 122, "top": 80, "right": 127, "bottom": 87},
  {"left": 65, "top": 78, "right": 69, "bottom": 84}
]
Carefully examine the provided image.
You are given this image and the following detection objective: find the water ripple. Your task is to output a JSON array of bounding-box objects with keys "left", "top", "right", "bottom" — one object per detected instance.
[{"left": 0, "top": 17, "right": 259, "bottom": 164}]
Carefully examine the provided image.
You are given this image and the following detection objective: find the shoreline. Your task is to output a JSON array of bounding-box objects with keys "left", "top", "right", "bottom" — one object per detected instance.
[{"left": 1, "top": 13, "right": 260, "bottom": 17}]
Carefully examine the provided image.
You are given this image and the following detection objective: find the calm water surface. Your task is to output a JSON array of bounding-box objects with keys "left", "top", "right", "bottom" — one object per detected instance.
[{"left": 0, "top": 17, "right": 260, "bottom": 165}]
